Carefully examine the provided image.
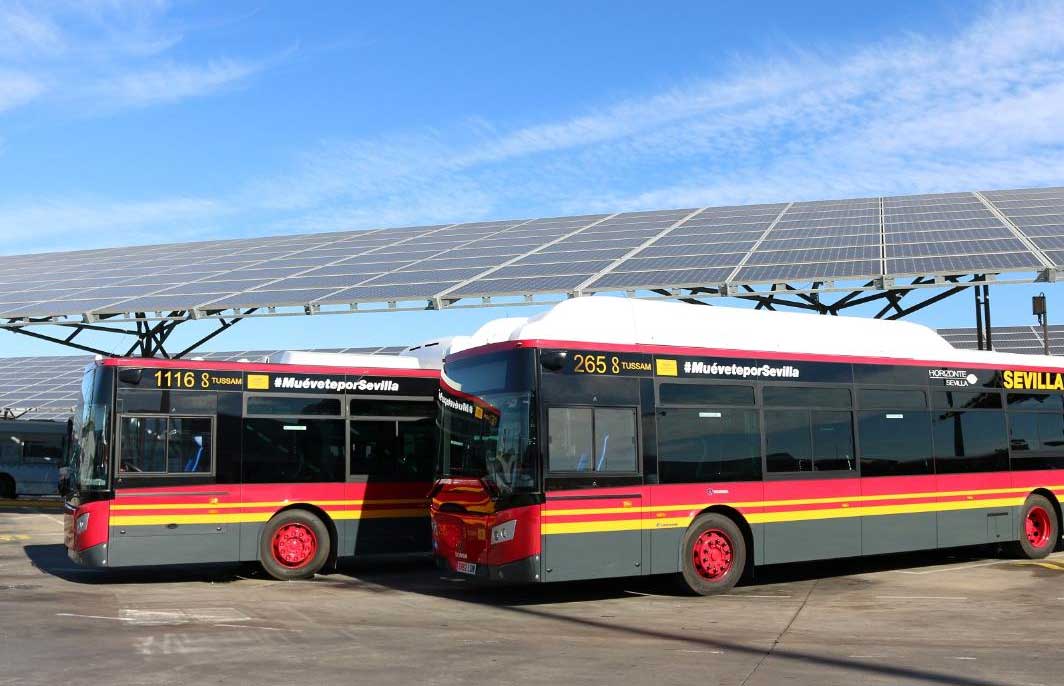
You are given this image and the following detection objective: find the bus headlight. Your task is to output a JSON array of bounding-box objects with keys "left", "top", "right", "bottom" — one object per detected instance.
[
  {"left": 75, "top": 513, "right": 90, "bottom": 534},
  {"left": 490, "top": 519, "right": 516, "bottom": 545}
]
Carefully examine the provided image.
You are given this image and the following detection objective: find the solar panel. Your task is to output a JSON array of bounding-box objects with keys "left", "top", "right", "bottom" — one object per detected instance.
[
  {"left": 1, "top": 186, "right": 1062, "bottom": 322},
  {"left": 938, "top": 326, "right": 1064, "bottom": 356}
]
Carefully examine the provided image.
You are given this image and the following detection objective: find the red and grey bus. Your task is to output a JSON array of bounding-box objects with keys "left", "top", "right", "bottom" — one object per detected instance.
[
  {"left": 64, "top": 350, "right": 440, "bottom": 579},
  {"left": 431, "top": 296, "right": 1064, "bottom": 594}
]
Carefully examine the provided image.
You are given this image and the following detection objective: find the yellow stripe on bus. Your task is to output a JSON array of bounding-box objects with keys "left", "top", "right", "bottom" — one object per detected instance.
[
  {"left": 542, "top": 485, "right": 1063, "bottom": 517},
  {"left": 540, "top": 496, "right": 1028, "bottom": 535},
  {"left": 110, "top": 498, "right": 427, "bottom": 511}
]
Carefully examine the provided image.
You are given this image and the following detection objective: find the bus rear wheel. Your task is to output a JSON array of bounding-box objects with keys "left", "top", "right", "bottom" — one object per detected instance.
[
  {"left": 678, "top": 513, "right": 746, "bottom": 596},
  {"left": 260, "top": 510, "right": 330, "bottom": 581},
  {"left": 1013, "top": 495, "right": 1059, "bottom": 560}
]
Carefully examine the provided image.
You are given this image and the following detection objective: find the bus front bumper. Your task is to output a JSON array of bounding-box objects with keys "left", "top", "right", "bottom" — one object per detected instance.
[
  {"left": 435, "top": 554, "right": 539, "bottom": 584},
  {"left": 68, "top": 542, "right": 108, "bottom": 568}
]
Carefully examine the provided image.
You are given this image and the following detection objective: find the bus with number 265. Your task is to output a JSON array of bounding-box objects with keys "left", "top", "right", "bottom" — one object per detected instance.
[
  {"left": 431, "top": 297, "right": 1064, "bottom": 595},
  {"left": 64, "top": 350, "right": 440, "bottom": 580}
]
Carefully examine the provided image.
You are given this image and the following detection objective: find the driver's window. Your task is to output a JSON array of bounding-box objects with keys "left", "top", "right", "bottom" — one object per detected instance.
[
  {"left": 119, "top": 415, "right": 213, "bottom": 475},
  {"left": 547, "top": 406, "right": 638, "bottom": 474}
]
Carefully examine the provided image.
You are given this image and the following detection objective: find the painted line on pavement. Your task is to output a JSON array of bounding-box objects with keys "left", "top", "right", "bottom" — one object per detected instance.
[{"left": 876, "top": 595, "right": 968, "bottom": 601}]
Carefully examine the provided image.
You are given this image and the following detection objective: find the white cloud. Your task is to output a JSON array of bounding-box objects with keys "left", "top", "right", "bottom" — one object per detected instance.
[
  {"left": 5, "top": 0, "right": 1064, "bottom": 254},
  {"left": 0, "top": 2, "right": 270, "bottom": 117},
  {"left": 0, "top": 5, "right": 65, "bottom": 57},
  {"left": 92, "top": 58, "right": 264, "bottom": 108},
  {"left": 0, "top": 70, "right": 44, "bottom": 112},
  {"left": 0, "top": 197, "right": 226, "bottom": 254},
  {"left": 250, "top": 0, "right": 1064, "bottom": 228}
]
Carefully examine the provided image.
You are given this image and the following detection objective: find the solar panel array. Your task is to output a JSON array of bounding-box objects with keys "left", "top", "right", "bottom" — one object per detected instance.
[
  {"left": 938, "top": 326, "right": 1064, "bottom": 357},
  {"left": 0, "top": 347, "right": 402, "bottom": 421},
  {"left": 0, "top": 186, "right": 1060, "bottom": 323}
]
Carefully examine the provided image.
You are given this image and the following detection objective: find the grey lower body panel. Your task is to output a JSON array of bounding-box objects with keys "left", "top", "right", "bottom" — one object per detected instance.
[
  {"left": 862, "top": 512, "right": 938, "bottom": 556},
  {"left": 762, "top": 518, "right": 862, "bottom": 565},
  {"left": 108, "top": 524, "right": 239, "bottom": 567},
  {"left": 937, "top": 506, "right": 1016, "bottom": 548},
  {"left": 649, "top": 527, "right": 685, "bottom": 575},
  {"left": 543, "top": 531, "right": 643, "bottom": 582}
]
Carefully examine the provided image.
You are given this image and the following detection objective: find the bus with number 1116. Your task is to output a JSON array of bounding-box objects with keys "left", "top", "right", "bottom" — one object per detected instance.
[
  {"left": 64, "top": 350, "right": 440, "bottom": 579},
  {"left": 431, "top": 297, "right": 1064, "bottom": 594}
]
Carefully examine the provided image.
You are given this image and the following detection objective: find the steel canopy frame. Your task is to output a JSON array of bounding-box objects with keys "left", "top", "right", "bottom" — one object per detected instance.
[
  {"left": 0, "top": 272, "right": 1031, "bottom": 359},
  {"left": 4, "top": 308, "right": 257, "bottom": 359},
  {"left": 4, "top": 182, "right": 1064, "bottom": 357}
]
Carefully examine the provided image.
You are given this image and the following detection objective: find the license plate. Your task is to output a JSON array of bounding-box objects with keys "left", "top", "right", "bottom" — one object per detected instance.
[{"left": 455, "top": 561, "right": 477, "bottom": 575}]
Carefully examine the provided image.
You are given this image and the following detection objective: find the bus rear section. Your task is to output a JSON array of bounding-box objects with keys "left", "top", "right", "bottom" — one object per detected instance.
[{"left": 64, "top": 353, "right": 441, "bottom": 579}]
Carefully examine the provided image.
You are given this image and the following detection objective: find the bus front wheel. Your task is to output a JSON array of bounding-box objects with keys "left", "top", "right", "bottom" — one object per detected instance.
[
  {"left": 678, "top": 513, "right": 746, "bottom": 596},
  {"left": 1012, "top": 494, "right": 1060, "bottom": 560},
  {"left": 260, "top": 510, "right": 331, "bottom": 581}
]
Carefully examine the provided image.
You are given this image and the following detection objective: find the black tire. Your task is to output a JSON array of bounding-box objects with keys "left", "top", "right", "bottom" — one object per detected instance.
[
  {"left": 1012, "top": 494, "right": 1059, "bottom": 560},
  {"left": 678, "top": 513, "right": 747, "bottom": 596},
  {"left": 0, "top": 475, "right": 15, "bottom": 500},
  {"left": 259, "top": 510, "right": 331, "bottom": 581}
]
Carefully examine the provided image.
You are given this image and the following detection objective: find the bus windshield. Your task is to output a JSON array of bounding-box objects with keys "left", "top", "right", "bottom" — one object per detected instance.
[
  {"left": 68, "top": 365, "right": 113, "bottom": 495},
  {"left": 438, "top": 349, "right": 537, "bottom": 498}
]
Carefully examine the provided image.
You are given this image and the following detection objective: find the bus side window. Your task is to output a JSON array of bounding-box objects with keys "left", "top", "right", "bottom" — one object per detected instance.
[
  {"left": 858, "top": 412, "right": 933, "bottom": 477},
  {"left": 1008, "top": 390, "right": 1064, "bottom": 471},
  {"left": 763, "top": 387, "right": 854, "bottom": 473},
  {"left": 657, "top": 408, "right": 761, "bottom": 483},
  {"left": 547, "top": 407, "right": 638, "bottom": 473}
]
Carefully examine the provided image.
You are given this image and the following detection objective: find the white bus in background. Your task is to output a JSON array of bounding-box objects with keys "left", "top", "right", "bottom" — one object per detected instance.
[{"left": 0, "top": 420, "right": 67, "bottom": 498}]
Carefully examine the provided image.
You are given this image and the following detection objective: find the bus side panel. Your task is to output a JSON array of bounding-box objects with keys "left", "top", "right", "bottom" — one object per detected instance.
[
  {"left": 235, "top": 482, "right": 431, "bottom": 562},
  {"left": 762, "top": 478, "right": 861, "bottom": 565},
  {"left": 860, "top": 475, "right": 938, "bottom": 555},
  {"left": 239, "top": 483, "right": 347, "bottom": 562},
  {"left": 108, "top": 486, "right": 241, "bottom": 567},
  {"left": 935, "top": 472, "right": 1015, "bottom": 548},
  {"left": 344, "top": 481, "right": 431, "bottom": 557},
  {"left": 542, "top": 489, "right": 644, "bottom": 582},
  {"left": 647, "top": 482, "right": 765, "bottom": 574}
]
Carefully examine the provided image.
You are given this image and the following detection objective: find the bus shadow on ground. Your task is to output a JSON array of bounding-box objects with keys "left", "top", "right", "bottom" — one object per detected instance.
[
  {"left": 348, "top": 545, "right": 1005, "bottom": 606},
  {"left": 21, "top": 544, "right": 249, "bottom": 585},
  {"left": 344, "top": 548, "right": 1021, "bottom": 686},
  {"left": 21, "top": 543, "right": 1025, "bottom": 686}
]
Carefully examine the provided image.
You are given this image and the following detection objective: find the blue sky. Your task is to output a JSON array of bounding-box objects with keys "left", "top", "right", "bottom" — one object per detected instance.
[{"left": 1, "top": 0, "right": 1063, "bottom": 356}]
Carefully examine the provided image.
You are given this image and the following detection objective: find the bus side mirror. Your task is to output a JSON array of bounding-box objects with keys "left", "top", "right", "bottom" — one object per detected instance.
[
  {"left": 118, "top": 368, "right": 143, "bottom": 385},
  {"left": 540, "top": 351, "right": 568, "bottom": 372}
]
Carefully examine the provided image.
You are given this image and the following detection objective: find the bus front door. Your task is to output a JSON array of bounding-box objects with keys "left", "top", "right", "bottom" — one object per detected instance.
[{"left": 541, "top": 403, "right": 645, "bottom": 582}]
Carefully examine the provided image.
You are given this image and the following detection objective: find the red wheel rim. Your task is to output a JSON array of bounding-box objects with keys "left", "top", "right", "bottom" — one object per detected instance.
[
  {"left": 1025, "top": 506, "right": 1053, "bottom": 549},
  {"left": 692, "top": 528, "right": 734, "bottom": 581},
  {"left": 271, "top": 523, "right": 318, "bottom": 568}
]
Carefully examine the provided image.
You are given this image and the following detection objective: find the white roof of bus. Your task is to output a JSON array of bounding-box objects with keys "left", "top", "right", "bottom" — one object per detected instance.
[
  {"left": 268, "top": 350, "right": 432, "bottom": 369},
  {"left": 451, "top": 296, "right": 1064, "bottom": 370}
]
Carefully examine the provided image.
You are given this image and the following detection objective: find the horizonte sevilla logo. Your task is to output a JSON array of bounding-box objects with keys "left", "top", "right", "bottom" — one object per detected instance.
[{"left": 272, "top": 376, "right": 400, "bottom": 392}]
